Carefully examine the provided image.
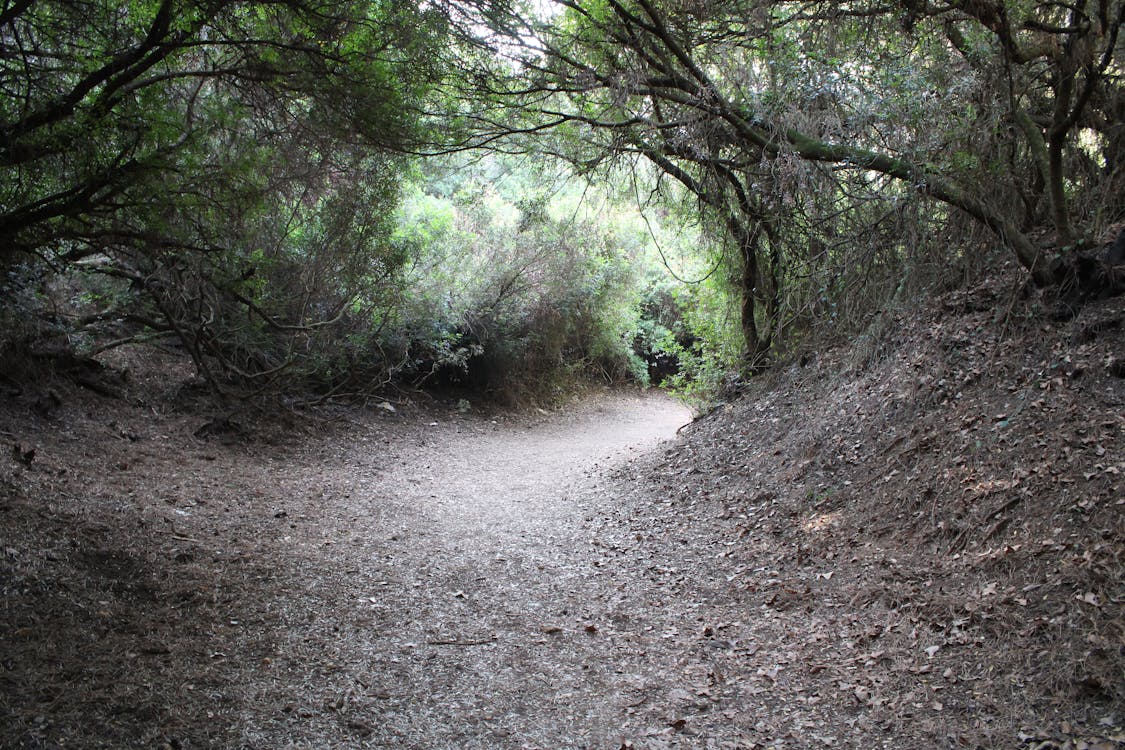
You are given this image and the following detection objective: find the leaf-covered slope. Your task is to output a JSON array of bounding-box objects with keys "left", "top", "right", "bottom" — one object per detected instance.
[{"left": 595, "top": 274, "right": 1124, "bottom": 746}]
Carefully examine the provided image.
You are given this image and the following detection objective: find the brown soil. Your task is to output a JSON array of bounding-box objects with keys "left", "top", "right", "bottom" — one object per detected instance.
[{"left": 1, "top": 277, "right": 1123, "bottom": 750}]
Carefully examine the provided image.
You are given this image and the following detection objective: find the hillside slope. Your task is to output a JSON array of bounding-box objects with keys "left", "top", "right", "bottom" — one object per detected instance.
[{"left": 592, "top": 274, "right": 1124, "bottom": 747}]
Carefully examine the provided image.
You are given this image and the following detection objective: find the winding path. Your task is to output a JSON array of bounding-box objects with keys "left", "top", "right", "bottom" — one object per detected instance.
[{"left": 248, "top": 391, "right": 694, "bottom": 749}]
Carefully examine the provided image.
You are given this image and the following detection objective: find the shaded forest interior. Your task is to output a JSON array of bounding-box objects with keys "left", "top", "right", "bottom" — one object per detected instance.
[
  {"left": 1, "top": 2, "right": 1124, "bottom": 748},
  {"left": 2, "top": 0, "right": 1124, "bottom": 401}
]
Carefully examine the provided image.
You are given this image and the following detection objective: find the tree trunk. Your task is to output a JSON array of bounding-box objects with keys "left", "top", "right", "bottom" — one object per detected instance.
[{"left": 730, "top": 217, "right": 769, "bottom": 371}]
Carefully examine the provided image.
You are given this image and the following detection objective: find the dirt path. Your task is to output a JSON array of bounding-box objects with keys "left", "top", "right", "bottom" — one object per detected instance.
[
  {"left": 261, "top": 392, "right": 696, "bottom": 749},
  {"left": 1, "top": 389, "right": 703, "bottom": 750},
  {"left": 5, "top": 358, "right": 1120, "bottom": 749}
]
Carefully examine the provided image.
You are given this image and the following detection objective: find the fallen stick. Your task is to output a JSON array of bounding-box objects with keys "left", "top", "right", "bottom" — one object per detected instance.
[{"left": 426, "top": 637, "right": 496, "bottom": 646}]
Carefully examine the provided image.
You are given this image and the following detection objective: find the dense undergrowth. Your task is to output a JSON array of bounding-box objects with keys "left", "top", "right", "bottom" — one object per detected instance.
[
  {"left": 1, "top": 152, "right": 749, "bottom": 406},
  {"left": 3, "top": 0, "right": 1125, "bottom": 409}
]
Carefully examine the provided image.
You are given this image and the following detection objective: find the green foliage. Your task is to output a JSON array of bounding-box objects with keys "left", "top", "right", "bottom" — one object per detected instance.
[
  {"left": 20, "top": 0, "right": 1110, "bottom": 404},
  {"left": 386, "top": 156, "right": 664, "bottom": 400},
  {"left": 0, "top": 0, "right": 443, "bottom": 394},
  {"left": 649, "top": 271, "right": 743, "bottom": 404},
  {"left": 440, "top": 0, "right": 1125, "bottom": 386}
]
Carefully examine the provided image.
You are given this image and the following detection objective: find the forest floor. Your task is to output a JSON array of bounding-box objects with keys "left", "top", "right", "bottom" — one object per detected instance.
[{"left": 1, "top": 272, "right": 1123, "bottom": 750}]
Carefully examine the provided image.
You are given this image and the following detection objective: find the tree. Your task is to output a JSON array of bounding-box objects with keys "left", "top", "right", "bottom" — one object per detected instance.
[
  {"left": 0, "top": 0, "right": 445, "bottom": 392},
  {"left": 439, "top": 0, "right": 1124, "bottom": 366}
]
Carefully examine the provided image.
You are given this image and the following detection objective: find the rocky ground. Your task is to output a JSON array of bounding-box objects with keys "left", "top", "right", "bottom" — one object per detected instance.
[{"left": 0, "top": 273, "right": 1122, "bottom": 749}]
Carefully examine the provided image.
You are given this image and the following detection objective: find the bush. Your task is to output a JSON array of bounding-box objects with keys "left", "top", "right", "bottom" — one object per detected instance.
[{"left": 387, "top": 162, "right": 654, "bottom": 401}]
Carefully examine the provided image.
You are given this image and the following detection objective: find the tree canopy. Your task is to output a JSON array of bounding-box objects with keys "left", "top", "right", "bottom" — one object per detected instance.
[
  {"left": 2, "top": 0, "right": 442, "bottom": 259},
  {"left": 1, "top": 0, "right": 450, "bottom": 391},
  {"left": 2, "top": 0, "right": 1123, "bottom": 396},
  {"left": 439, "top": 0, "right": 1124, "bottom": 362}
]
